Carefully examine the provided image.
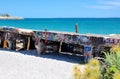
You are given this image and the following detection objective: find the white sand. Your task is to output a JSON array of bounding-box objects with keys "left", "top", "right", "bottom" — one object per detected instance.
[{"left": 0, "top": 49, "right": 84, "bottom": 79}]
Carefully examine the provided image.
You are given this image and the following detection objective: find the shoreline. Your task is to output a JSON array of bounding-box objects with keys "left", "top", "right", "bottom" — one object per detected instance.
[{"left": 0, "top": 26, "right": 120, "bottom": 40}]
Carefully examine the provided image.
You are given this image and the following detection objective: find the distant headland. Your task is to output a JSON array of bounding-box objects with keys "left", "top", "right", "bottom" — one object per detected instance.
[{"left": 0, "top": 14, "right": 24, "bottom": 20}]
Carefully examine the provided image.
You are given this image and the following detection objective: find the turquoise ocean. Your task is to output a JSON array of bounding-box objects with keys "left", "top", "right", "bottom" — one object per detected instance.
[{"left": 0, "top": 18, "right": 120, "bottom": 34}]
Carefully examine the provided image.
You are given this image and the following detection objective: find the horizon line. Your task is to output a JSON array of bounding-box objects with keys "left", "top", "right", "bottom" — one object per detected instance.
[{"left": 24, "top": 17, "right": 120, "bottom": 19}]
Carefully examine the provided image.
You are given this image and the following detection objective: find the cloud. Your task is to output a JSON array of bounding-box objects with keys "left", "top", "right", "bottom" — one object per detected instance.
[
  {"left": 85, "top": 1, "right": 120, "bottom": 10},
  {"left": 86, "top": 5, "right": 113, "bottom": 10},
  {"left": 103, "top": 1, "right": 120, "bottom": 7}
]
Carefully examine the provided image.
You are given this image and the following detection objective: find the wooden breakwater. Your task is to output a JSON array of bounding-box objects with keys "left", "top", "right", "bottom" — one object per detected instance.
[{"left": 0, "top": 26, "right": 120, "bottom": 58}]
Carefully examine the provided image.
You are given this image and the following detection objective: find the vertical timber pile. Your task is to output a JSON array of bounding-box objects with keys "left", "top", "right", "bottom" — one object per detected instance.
[
  {"left": 59, "top": 40, "right": 63, "bottom": 53},
  {"left": 75, "top": 23, "right": 78, "bottom": 33},
  {"left": 3, "top": 32, "right": 7, "bottom": 48},
  {"left": 27, "top": 37, "right": 30, "bottom": 50}
]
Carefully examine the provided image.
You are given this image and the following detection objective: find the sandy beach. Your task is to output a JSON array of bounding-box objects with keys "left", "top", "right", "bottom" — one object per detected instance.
[{"left": 0, "top": 48, "right": 84, "bottom": 79}]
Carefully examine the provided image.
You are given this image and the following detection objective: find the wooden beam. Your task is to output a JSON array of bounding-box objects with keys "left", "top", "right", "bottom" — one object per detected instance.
[
  {"left": 75, "top": 23, "right": 78, "bottom": 33},
  {"left": 59, "top": 40, "right": 63, "bottom": 53},
  {"left": 3, "top": 32, "right": 7, "bottom": 48},
  {"left": 27, "top": 37, "right": 30, "bottom": 50}
]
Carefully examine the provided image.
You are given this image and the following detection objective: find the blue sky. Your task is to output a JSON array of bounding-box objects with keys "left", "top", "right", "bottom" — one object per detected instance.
[{"left": 0, "top": 0, "right": 120, "bottom": 18}]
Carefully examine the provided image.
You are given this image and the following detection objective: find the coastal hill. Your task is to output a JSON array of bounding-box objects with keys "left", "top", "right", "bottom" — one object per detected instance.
[{"left": 0, "top": 14, "right": 24, "bottom": 20}]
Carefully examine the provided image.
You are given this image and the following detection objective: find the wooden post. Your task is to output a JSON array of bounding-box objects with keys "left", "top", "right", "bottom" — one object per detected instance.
[
  {"left": 59, "top": 40, "right": 63, "bottom": 53},
  {"left": 27, "top": 37, "right": 30, "bottom": 50},
  {"left": 75, "top": 23, "right": 78, "bottom": 33},
  {"left": 3, "top": 32, "right": 7, "bottom": 48}
]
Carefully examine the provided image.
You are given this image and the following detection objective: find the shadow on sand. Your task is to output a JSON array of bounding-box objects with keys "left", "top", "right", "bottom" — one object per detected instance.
[{"left": 0, "top": 48, "right": 84, "bottom": 64}]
